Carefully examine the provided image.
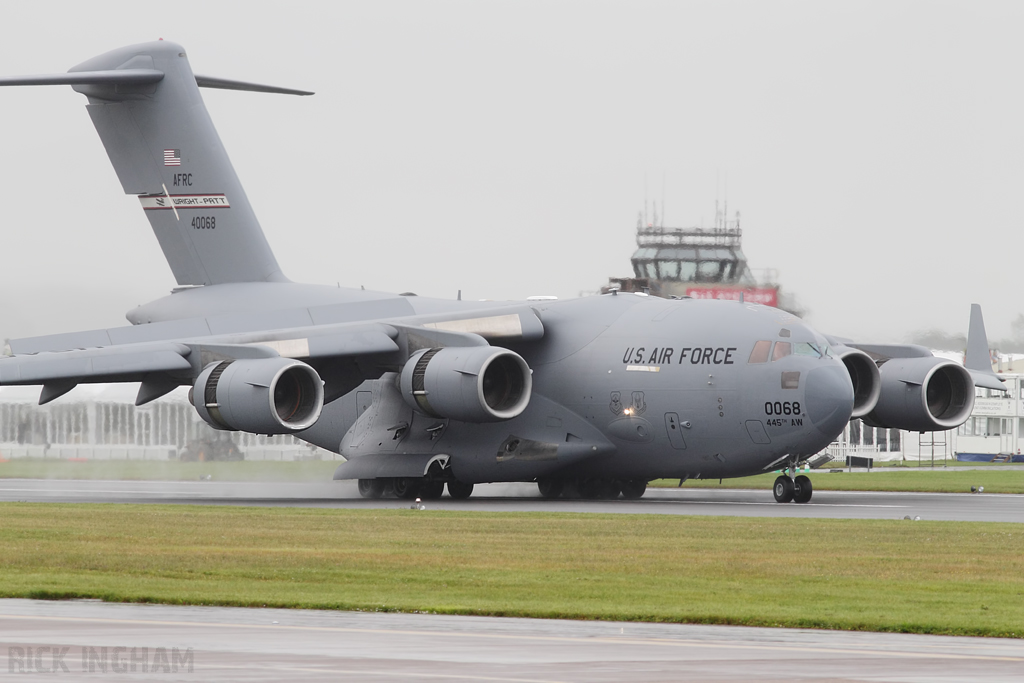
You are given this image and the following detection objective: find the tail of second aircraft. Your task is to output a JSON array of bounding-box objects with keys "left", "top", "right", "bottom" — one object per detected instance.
[
  {"left": 964, "top": 303, "right": 1005, "bottom": 391},
  {"left": 0, "top": 41, "right": 313, "bottom": 287}
]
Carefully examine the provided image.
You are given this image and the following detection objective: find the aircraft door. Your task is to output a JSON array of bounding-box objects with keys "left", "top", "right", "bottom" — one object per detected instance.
[
  {"left": 1001, "top": 418, "right": 1014, "bottom": 455},
  {"left": 664, "top": 413, "right": 686, "bottom": 449}
]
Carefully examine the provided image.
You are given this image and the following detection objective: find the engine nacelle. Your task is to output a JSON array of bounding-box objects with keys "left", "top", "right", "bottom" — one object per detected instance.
[
  {"left": 833, "top": 346, "right": 881, "bottom": 418},
  {"left": 192, "top": 358, "right": 324, "bottom": 433},
  {"left": 400, "top": 346, "right": 532, "bottom": 422},
  {"left": 863, "top": 356, "right": 974, "bottom": 432}
]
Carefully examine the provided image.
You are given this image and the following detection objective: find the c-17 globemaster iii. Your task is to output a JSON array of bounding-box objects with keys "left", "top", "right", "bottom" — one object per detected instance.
[{"left": 0, "top": 42, "right": 1004, "bottom": 503}]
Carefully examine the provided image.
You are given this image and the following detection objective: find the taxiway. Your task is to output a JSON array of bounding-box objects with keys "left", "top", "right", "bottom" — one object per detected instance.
[{"left": 1, "top": 599, "right": 1021, "bottom": 682}]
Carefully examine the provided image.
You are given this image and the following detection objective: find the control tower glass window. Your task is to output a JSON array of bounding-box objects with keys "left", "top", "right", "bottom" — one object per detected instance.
[
  {"left": 697, "top": 261, "right": 722, "bottom": 280},
  {"left": 658, "top": 260, "right": 680, "bottom": 279}
]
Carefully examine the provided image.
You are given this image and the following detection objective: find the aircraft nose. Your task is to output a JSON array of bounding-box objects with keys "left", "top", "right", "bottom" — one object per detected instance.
[{"left": 804, "top": 364, "right": 854, "bottom": 439}]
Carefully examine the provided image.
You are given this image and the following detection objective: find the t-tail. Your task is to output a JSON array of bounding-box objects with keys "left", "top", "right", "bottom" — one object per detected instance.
[{"left": 0, "top": 41, "right": 312, "bottom": 286}]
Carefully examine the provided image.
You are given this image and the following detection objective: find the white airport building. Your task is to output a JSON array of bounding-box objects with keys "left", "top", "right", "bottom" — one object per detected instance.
[{"left": 0, "top": 384, "right": 337, "bottom": 462}]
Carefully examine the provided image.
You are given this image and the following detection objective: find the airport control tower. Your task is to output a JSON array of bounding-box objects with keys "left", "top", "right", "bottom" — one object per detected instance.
[{"left": 603, "top": 204, "right": 803, "bottom": 316}]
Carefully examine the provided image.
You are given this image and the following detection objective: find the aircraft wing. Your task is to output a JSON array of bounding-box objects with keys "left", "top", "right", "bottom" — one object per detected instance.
[
  {"left": 820, "top": 303, "right": 1004, "bottom": 431},
  {"left": 0, "top": 306, "right": 544, "bottom": 406},
  {"left": 841, "top": 303, "right": 1005, "bottom": 391}
]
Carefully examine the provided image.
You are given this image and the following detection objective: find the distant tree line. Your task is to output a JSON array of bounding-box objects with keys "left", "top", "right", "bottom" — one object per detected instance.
[{"left": 909, "top": 313, "right": 1024, "bottom": 353}]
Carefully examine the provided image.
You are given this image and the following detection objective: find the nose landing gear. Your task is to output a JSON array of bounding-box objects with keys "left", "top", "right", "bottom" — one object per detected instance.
[{"left": 773, "top": 462, "right": 813, "bottom": 504}]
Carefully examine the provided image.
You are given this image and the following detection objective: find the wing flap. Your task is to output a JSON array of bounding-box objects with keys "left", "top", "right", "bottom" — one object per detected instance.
[
  {"left": 236, "top": 330, "right": 400, "bottom": 359},
  {"left": 847, "top": 343, "right": 933, "bottom": 360},
  {"left": 421, "top": 309, "right": 544, "bottom": 341}
]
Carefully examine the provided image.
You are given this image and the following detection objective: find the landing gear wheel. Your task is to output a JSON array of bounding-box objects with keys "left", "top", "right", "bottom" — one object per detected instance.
[
  {"left": 537, "top": 478, "right": 564, "bottom": 499},
  {"left": 392, "top": 477, "right": 422, "bottom": 500},
  {"left": 447, "top": 480, "right": 474, "bottom": 499},
  {"left": 357, "top": 479, "right": 385, "bottom": 499},
  {"left": 793, "top": 475, "right": 813, "bottom": 503},
  {"left": 773, "top": 475, "right": 795, "bottom": 503},
  {"left": 619, "top": 480, "right": 647, "bottom": 500},
  {"left": 420, "top": 480, "right": 445, "bottom": 500}
]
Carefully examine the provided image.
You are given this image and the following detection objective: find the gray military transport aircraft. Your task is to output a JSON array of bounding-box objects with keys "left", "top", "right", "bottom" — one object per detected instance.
[{"left": 0, "top": 42, "right": 1005, "bottom": 503}]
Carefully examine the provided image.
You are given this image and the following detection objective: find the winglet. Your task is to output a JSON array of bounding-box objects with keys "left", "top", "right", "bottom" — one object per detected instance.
[{"left": 965, "top": 304, "right": 1006, "bottom": 391}]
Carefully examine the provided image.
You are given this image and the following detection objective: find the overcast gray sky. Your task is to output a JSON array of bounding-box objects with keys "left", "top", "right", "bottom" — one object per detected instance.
[{"left": 1, "top": 1, "right": 1021, "bottom": 344}]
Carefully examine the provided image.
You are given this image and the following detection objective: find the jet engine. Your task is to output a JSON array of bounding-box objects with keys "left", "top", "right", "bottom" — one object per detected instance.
[
  {"left": 833, "top": 346, "right": 881, "bottom": 418},
  {"left": 400, "top": 346, "right": 532, "bottom": 423},
  {"left": 191, "top": 358, "right": 324, "bottom": 433},
  {"left": 862, "top": 357, "right": 974, "bottom": 432}
]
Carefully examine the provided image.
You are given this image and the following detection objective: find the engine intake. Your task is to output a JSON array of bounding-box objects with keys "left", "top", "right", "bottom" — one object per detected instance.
[
  {"left": 863, "top": 356, "right": 974, "bottom": 432},
  {"left": 400, "top": 346, "right": 532, "bottom": 422},
  {"left": 833, "top": 346, "right": 881, "bottom": 418},
  {"left": 192, "top": 358, "right": 324, "bottom": 433}
]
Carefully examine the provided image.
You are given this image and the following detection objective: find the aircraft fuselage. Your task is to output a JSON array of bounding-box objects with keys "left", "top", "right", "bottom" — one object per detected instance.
[{"left": 297, "top": 290, "right": 854, "bottom": 484}]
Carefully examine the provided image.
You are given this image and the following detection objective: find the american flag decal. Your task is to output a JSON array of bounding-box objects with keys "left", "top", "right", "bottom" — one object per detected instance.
[{"left": 163, "top": 149, "right": 181, "bottom": 166}]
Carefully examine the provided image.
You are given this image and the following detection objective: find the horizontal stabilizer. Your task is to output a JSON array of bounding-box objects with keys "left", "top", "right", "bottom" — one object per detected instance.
[
  {"left": 0, "top": 70, "right": 311, "bottom": 96},
  {"left": 0, "top": 69, "right": 164, "bottom": 87},
  {"left": 194, "top": 74, "right": 313, "bottom": 96},
  {"left": 970, "top": 370, "right": 1006, "bottom": 391}
]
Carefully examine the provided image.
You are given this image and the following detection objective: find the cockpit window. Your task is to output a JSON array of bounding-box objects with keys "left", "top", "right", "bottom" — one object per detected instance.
[
  {"left": 748, "top": 340, "right": 771, "bottom": 364},
  {"left": 793, "top": 342, "right": 823, "bottom": 358},
  {"left": 772, "top": 342, "right": 792, "bottom": 361}
]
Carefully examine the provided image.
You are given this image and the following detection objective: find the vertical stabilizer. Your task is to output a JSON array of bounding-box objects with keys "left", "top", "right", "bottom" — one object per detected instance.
[{"left": 62, "top": 42, "right": 291, "bottom": 285}]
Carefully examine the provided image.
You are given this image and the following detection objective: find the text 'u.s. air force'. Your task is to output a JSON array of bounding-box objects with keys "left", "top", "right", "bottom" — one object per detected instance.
[{"left": 622, "top": 346, "right": 737, "bottom": 365}]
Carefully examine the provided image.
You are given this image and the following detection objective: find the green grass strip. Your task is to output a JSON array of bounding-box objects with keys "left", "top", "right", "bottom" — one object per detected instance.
[{"left": 1, "top": 504, "right": 1022, "bottom": 638}]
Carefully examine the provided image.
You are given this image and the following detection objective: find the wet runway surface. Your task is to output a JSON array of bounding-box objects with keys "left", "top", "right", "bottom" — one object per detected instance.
[
  {"left": 0, "top": 478, "right": 1021, "bottom": 522},
  {"left": 1, "top": 599, "right": 1021, "bottom": 682}
]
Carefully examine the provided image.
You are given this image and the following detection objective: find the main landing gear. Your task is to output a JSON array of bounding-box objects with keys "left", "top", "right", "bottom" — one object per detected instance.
[
  {"left": 357, "top": 477, "right": 474, "bottom": 500},
  {"left": 773, "top": 468, "right": 812, "bottom": 504}
]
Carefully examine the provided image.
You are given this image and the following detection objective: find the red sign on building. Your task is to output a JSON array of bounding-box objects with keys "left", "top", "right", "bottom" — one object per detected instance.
[{"left": 685, "top": 287, "right": 778, "bottom": 307}]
